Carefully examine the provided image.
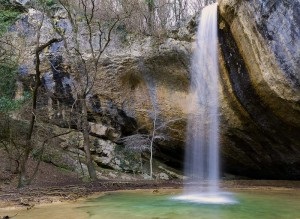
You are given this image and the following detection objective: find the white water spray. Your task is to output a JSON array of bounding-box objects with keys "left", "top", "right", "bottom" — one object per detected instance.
[
  {"left": 175, "top": 2, "right": 236, "bottom": 204},
  {"left": 186, "top": 2, "right": 219, "bottom": 194}
]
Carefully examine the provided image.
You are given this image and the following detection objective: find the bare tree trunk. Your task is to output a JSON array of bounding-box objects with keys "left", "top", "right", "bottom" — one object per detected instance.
[
  {"left": 54, "top": 0, "right": 119, "bottom": 181},
  {"left": 147, "top": 0, "right": 155, "bottom": 34},
  {"left": 149, "top": 133, "right": 154, "bottom": 179},
  {"left": 81, "top": 97, "right": 97, "bottom": 181},
  {"left": 77, "top": 150, "right": 85, "bottom": 177},
  {"left": 140, "top": 153, "right": 143, "bottom": 173},
  {"left": 18, "top": 148, "right": 31, "bottom": 187},
  {"left": 149, "top": 111, "right": 157, "bottom": 179},
  {"left": 18, "top": 38, "right": 61, "bottom": 188}
]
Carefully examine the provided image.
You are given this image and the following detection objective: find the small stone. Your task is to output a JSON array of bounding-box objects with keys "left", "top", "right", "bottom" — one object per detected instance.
[
  {"left": 115, "top": 159, "right": 121, "bottom": 166},
  {"left": 219, "top": 21, "right": 226, "bottom": 30},
  {"left": 108, "top": 172, "right": 117, "bottom": 178},
  {"left": 20, "top": 198, "right": 30, "bottom": 206},
  {"left": 121, "top": 175, "right": 132, "bottom": 180},
  {"left": 158, "top": 173, "right": 169, "bottom": 180},
  {"left": 89, "top": 122, "right": 108, "bottom": 137},
  {"left": 143, "top": 174, "right": 152, "bottom": 180},
  {"left": 152, "top": 189, "right": 159, "bottom": 193}
]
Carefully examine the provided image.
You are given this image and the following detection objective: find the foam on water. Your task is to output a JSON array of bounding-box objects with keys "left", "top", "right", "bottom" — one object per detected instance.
[{"left": 174, "top": 192, "right": 237, "bottom": 205}]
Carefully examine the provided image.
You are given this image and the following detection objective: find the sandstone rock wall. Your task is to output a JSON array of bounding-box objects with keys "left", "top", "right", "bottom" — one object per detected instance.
[
  {"left": 218, "top": 0, "right": 300, "bottom": 179},
  {"left": 5, "top": 0, "right": 300, "bottom": 179}
]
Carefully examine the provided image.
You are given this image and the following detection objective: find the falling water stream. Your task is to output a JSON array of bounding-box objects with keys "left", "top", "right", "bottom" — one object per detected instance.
[{"left": 175, "top": 2, "right": 236, "bottom": 204}]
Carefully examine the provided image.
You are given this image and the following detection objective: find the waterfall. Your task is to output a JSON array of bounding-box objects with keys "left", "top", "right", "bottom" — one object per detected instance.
[
  {"left": 186, "top": 2, "right": 219, "bottom": 194},
  {"left": 174, "top": 2, "right": 236, "bottom": 204}
]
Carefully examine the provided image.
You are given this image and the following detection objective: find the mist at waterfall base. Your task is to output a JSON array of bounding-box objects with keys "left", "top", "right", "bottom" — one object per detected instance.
[{"left": 174, "top": 3, "right": 236, "bottom": 204}]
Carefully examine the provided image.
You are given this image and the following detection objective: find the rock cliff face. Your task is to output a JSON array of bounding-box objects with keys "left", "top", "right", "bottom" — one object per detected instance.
[
  {"left": 218, "top": 0, "right": 300, "bottom": 179},
  {"left": 7, "top": 0, "right": 300, "bottom": 179},
  {"left": 8, "top": 8, "right": 192, "bottom": 177}
]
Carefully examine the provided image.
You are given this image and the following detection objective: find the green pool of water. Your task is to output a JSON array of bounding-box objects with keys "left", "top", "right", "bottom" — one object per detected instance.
[
  {"left": 81, "top": 189, "right": 300, "bottom": 219},
  {"left": 2, "top": 189, "right": 300, "bottom": 219}
]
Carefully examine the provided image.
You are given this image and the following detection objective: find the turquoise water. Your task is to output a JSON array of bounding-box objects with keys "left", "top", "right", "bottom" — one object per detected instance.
[
  {"left": 82, "top": 189, "right": 300, "bottom": 219},
  {"left": 2, "top": 189, "right": 299, "bottom": 219}
]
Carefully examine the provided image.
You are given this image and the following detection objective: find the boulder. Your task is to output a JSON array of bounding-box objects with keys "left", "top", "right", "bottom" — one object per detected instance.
[
  {"left": 89, "top": 122, "right": 121, "bottom": 141},
  {"left": 157, "top": 172, "right": 169, "bottom": 180}
]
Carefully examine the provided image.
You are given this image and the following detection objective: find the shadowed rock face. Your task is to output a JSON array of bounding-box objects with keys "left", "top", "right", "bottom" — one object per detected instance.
[{"left": 218, "top": 0, "right": 300, "bottom": 179}]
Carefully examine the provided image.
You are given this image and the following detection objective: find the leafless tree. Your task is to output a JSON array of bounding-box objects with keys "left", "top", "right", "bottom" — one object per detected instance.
[
  {"left": 50, "top": 0, "right": 120, "bottom": 180},
  {"left": 18, "top": 37, "right": 62, "bottom": 187},
  {"left": 121, "top": 105, "right": 183, "bottom": 179},
  {"left": 13, "top": 2, "right": 63, "bottom": 186}
]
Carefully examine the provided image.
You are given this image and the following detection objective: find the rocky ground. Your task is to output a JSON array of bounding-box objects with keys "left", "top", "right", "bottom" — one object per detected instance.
[
  {"left": 0, "top": 153, "right": 183, "bottom": 209},
  {"left": 1, "top": 156, "right": 300, "bottom": 211}
]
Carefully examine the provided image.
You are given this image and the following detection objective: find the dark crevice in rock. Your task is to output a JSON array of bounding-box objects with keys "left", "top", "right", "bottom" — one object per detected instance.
[
  {"left": 49, "top": 55, "right": 75, "bottom": 107},
  {"left": 95, "top": 162, "right": 115, "bottom": 170},
  {"left": 154, "top": 142, "right": 184, "bottom": 170},
  {"left": 89, "top": 95, "right": 103, "bottom": 114},
  {"left": 87, "top": 96, "right": 138, "bottom": 138}
]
